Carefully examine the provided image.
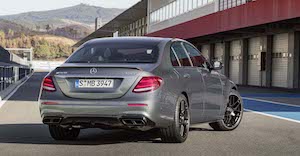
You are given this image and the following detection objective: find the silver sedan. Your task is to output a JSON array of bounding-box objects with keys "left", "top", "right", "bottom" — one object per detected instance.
[{"left": 39, "top": 37, "right": 243, "bottom": 143}]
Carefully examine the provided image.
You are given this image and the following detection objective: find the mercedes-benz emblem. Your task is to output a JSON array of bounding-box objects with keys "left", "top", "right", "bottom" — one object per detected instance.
[{"left": 90, "top": 68, "right": 97, "bottom": 74}]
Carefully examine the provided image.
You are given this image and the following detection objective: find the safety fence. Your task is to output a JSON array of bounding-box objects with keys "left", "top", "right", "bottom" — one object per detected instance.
[{"left": 0, "top": 66, "right": 31, "bottom": 92}]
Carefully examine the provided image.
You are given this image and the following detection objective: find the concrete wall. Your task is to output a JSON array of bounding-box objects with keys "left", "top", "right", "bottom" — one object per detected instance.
[
  {"left": 31, "top": 61, "right": 64, "bottom": 72},
  {"left": 10, "top": 53, "right": 29, "bottom": 66}
]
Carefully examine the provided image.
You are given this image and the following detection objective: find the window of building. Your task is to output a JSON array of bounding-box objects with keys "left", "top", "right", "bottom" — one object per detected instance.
[
  {"left": 180, "top": 0, "right": 184, "bottom": 14},
  {"left": 192, "top": 0, "right": 197, "bottom": 9},
  {"left": 183, "top": 0, "right": 188, "bottom": 13},
  {"left": 187, "top": 0, "right": 193, "bottom": 11},
  {"left": 176, "top": 0, "right": 180, "bottom": 16},
  {"left": 171, "top": 2, "right": 175, "bottom": 18},
  {"left": 149, "top": 0, "right": 217, "bottom": 24}
]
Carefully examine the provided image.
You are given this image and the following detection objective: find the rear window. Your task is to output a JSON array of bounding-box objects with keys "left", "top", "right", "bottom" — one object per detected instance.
[{"left": 67, "top": 43, "right": 159, "bottom": 64}]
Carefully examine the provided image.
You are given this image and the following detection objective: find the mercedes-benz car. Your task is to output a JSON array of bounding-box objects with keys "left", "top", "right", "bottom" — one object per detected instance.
[{"left": 39, "top": 37, "right": 243, "bottom": 143}]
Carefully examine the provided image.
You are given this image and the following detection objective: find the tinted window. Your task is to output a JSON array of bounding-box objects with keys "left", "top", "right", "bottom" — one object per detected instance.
[
  {"left": 171, "top": 42, "right": 191, "bottom": 66},
  {"left": 184, "top": 43, "right": 206, "bottom": 68},
  {"left": 170, "top": 50, "right": 180, "bottom": 66},
  {"left": 67, "top": 43, "right": 159, "bottom": 63}
]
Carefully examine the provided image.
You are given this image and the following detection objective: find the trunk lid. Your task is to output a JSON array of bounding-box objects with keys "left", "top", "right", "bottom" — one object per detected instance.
[{"left": 53, "top": 64, "right": 153, "bottom": 99}]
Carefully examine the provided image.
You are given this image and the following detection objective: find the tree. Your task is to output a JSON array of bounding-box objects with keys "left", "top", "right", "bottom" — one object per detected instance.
[
  {"left": 34, "top": 43, "right": 51, "bottom": 59},
  {"left": 0, "top": 30, "right": 6, "bottom": 39},
  {"left": 45, "top": 24, "right": 51, "bottom": 32},
  {"left": 8, "top": 29, "right": 14, "bottom": 38},
  {"left": 0, "top": 30, "right": 6, "bottom": 47},
  {"left": 36, "top": 25, "right": 41, "bottom": 31}
]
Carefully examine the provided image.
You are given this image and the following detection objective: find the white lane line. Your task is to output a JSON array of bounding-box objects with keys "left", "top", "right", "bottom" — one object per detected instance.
[
  {"left": 0, "top": 74, "right": 33, "bottom": 109},
  {"left": 243, "top": 97, "right": 300, "bottom": 108},
  {"left": 245, "top": 109, "right": 300, "bottom": 124}
]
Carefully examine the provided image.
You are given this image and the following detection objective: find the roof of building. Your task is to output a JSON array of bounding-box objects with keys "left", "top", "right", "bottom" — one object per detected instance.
[
  {"left": 0, "top": 46, "right": 30, "bottom": 68},
  {"left": 73, "top": 0, "right": 147, "bottom": 48}
]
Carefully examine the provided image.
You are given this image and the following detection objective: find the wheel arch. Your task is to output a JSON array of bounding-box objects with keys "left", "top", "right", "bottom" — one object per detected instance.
[{"left": 181, "top": 91, "right": 190, "bottom": 107}]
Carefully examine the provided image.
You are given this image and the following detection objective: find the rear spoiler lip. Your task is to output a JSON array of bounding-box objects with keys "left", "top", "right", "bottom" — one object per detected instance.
[{"left": 57, "top": 63, "right": 148, "bottom": 71}]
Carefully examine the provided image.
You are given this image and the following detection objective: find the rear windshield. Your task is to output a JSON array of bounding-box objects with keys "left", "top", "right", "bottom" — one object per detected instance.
[{"left": 66, "top": 42, "right": 160, "bottom": 64}]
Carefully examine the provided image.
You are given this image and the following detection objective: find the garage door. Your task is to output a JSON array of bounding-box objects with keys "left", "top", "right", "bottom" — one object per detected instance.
[
  {"left": 248, "top": 37, "right": 261, "bottom": 86},
  {"left": 215, "top": 43, "right": 224, "bottom": 74},
  {"left": 201, "top": 44, "right": 210, "bottom": 60},
  {"left": 215, "top": 43, "right": 224, "bottom": 62},
  {"left": 229, "top": 40, "right": 241, "bottom": 84},
  {"left": 272, "top": 33, "right": 289, "bottom": 88}
]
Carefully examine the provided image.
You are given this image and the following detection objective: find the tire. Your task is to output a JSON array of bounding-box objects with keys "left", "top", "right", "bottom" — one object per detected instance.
[
  {"left": 49, "top": 125, "right": 80, "bottom": 140},
  {"left": 209, "top": 90, "right": 243, "bottom": 131},
  {"left": 160, "top": 94, "right": 190, "bottom": 143}
]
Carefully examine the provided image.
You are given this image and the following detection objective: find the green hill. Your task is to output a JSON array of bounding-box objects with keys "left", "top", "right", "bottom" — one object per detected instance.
[{"left": 0, "top": 4, "right": 124, "bottom": 30}]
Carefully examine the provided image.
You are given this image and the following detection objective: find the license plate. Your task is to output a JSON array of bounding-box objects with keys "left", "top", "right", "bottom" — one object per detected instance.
[{"left": 75, "top": 79, "right": 114, "bottom": 88}]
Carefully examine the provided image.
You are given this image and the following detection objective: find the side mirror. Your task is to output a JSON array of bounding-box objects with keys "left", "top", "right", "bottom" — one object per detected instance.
[{"left": 213, "top": 61, "right": 223, "bottom": 70}]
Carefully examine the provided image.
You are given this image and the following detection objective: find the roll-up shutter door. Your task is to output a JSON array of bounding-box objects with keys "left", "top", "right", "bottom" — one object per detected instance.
[
  {"left": 215, "top": 43, "right": 224, "bottom": 74},
  {"left": 201, "top": 44, "right": 210, "bottom": 60},
  {"left": 272, "top": 33, "right": 289, "bottom": 88},
  {"left": 248, "top": 37, "right": 261, "bottom": 86},
  {"left": 229, "top": 40, "right": 241, "bottom": 84}
]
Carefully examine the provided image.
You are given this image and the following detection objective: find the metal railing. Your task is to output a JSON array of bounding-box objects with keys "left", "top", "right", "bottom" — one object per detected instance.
[
  {"left": 219, "top": 0, "right": 253, "bottom": 11},
  {"left": 0, "top": 66, "right": 31, "bottom": 92}
]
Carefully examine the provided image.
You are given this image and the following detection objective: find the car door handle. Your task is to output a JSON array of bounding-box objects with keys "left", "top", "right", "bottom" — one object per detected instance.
[{"left": 183, "top": 74, "right": 191, "bottom": 79}]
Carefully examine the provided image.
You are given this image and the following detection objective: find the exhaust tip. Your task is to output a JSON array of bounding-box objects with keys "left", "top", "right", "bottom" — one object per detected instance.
[
  {"left": 121, "top": 118, "right": 147, "bottom": 126},
  {"left": 43, "top": 117, "right": 63, "bottom": 124}
]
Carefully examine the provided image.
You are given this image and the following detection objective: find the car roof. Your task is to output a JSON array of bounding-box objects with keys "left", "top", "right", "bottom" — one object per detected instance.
[{"left": 84, "top": 37, "right": 173, "bottom": 46}]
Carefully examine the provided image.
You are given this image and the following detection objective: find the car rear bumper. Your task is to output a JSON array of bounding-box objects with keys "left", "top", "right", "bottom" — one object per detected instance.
[
  {"left": 39, "top": 100, "right": 173, "bottom": 130},
  {"left": 42, "top": 115, "right": 156, "bottom": 131}
]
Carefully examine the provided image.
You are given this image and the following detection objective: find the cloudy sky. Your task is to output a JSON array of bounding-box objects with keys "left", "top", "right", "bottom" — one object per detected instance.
[{"left": 0, "top": 0, "right": 141, "bottom": 15}]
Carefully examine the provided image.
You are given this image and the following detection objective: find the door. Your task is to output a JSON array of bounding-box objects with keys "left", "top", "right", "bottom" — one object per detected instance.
[
  {"left": 272, "top": 33, "right": 289, "bottom": 88},
  {"left": 229, "top": 40, "right": 241, "bottom": 84},
  {"left": 201, "top": 63, "right": 223, "bottom": 121},
  {"left": 182, "top": 43, "right": 223, "bottom": 121},
  {"left": 248, "top": 37, "right": 261, "bottom": 86},
  {"left": 171, "top": 41, "right": 205, "bottom": 123},
  {"left": 201, "top": 44, "right": 210, "bottom": 60},
  {"left": 215, "top": 43, "right": 225, "bottom": 74}
]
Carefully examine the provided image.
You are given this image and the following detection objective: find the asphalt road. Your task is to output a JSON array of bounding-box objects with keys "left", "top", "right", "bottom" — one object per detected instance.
[{"left": 0, "top": 72, "right": 299, "bottom": 156}]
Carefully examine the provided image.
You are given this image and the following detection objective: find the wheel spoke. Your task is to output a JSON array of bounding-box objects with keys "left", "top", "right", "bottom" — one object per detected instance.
[
  {"left": 180, "top": 125, "right": 184, "bottom": 136},
  {"left": 233, "top": 100, "right": 242, "bottom": 111},
  {"left": 228, "top": 96, "right": 233, "bottom": 107},
  {"left": 178, "top": 98, "right": 190, "bottom": 137},
  {"left": 183, "top": 119, "right": 189, "bottom": 126},
  {"left": 181, "top": 101, "right": 185, "bottom": 110}
]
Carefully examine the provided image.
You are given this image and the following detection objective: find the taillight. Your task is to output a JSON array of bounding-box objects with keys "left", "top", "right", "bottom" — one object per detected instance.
[
  {"left": 42, "top": 76, "right": 56, "bottom": 92},
  {"left": 133, "top": 76, "right": 163, "bottom": 93}
]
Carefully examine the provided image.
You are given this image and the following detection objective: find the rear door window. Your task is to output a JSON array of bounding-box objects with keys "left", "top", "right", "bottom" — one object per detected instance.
[
  {"left": 171, "top": 42, "right": 192, "bottom": 67},
  {"left": 183, "top": 43, "right": 206, "bottom": 68},
  {"left": 170, "top": 50, "right": 180, "bottom": 66}
]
